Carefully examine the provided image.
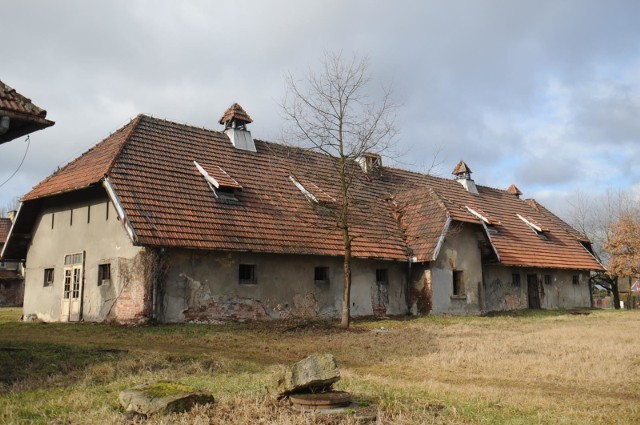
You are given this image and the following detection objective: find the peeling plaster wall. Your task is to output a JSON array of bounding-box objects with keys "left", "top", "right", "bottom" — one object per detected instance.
[
  {"left": 23, "top": 196, "right": 146, "bottom": 323},
  {"left": 483, "top": 265, "right": 591, "bottom": 312},
  {"left": 160, "top": 250, "right": 407, "bottom": 323},
  {"left": 430, "top": 223, "right": 483, "bottom": 315}
]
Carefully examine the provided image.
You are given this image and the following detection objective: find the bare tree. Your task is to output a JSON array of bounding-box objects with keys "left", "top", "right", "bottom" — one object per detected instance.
[
  {"left": 281, "top": 52, "right": 397, "bottom": 328},
  {"left": 0, "top": 197, "right": 20, "bottom": 219},
  {"left": 565, "top": 189, "right": 639, "bottom": 309}
]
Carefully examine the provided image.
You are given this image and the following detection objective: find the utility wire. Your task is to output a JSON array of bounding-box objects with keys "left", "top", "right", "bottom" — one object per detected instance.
[{"left": 0, "top": 135, "right": 31, "bottom": 190}]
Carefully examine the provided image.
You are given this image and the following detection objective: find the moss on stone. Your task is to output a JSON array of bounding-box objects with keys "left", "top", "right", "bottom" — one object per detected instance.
[{"left": 141, "top": 381, "right": 195, "bottom": 399}]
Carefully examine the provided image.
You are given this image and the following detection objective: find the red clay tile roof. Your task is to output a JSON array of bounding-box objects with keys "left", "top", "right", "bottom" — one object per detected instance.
[
  {"left": 22, "top": 116, "right": 140, "bottom": 201},
  {"left": 0, "top": 218, "right": 11, "bottom": 244},
  {"left": 14, "top": 115, "right": 603, "bottom": 270},
  {"left": 0, "top": 80, "right": 54, "bottom": 143},
  {"left": 219, "top": 103, "right": 253, "bottom": 125}
]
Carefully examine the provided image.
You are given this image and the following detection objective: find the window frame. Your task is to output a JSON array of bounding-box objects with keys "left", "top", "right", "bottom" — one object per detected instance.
[
  {"left": 572, "top": 275, "right": 580, "bottom": 285},
  {"left": 98, "top": 263, "right": 111, "bottom": 286},
  {"left": 43, "top": 268, "right": 54, "bottom": 287},
  {"left": 314, "top": 266, "right": 330, "bottom": 284},
  {"left": 452, "top": 270, "right": 465, "bottom": 297},
  {"left": 239, "top": 264, "right": 257, "bottom": 285},
  {"left": 544, "top": 274, "right": 552, "bottom": 285},
  {"left": 512, "top": 273, "right": 521, "bottom": 287}
]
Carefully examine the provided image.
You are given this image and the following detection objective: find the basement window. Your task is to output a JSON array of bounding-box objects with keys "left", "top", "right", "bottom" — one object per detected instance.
[
  {"left": 44, "top": 268, "right": 54, "bottom": 287},
  {"left": 98, "top": 264, "right": 111, "bottom": 286},
  {"left": 452, "top": 270, "right": 465, "bottom": 297},
  {"left": 512, "top": 273, "right": 521, "bottom": 287},
  {"left": 239, "top": 264, "right": 256, "bottom": 285},
  {"left": 194, "top": 161, "right": 242, "bottom": 201},
  {"left": 314, "top": 266, "right": 330, "bottom": 284},
  {"left": 544, "top": 275, "right": 552, "bottom": 285}
]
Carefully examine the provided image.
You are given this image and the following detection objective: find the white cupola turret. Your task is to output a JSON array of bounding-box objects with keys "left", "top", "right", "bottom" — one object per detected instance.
[
  {"left": 452, "top": 160, "right": 478, "bottom": 194},
  {"left": 219, "top": 103, "right": 256, "bottom": 152}
]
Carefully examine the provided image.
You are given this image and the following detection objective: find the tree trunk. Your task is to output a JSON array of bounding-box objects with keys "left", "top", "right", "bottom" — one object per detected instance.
[
  {"left": 340, "top": 236, "right": 352, "bottom": 328},
  {"left": 612, "top": 276, "right": 621, "bottom": 310}
]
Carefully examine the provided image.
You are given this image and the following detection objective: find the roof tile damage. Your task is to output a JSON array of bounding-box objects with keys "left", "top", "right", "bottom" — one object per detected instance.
[{"left": 4, "top": 107, "right": 603, "bottom": 271}]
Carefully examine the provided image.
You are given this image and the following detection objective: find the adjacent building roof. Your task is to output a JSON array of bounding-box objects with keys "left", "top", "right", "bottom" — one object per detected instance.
[
  {"left": 0, "top": 80, "right": 54, "bottom": 144},
  {"left": 5, "top": 111, "right": 603, "bottom": 271},
  {"left": 0, "top": 218, "right": 11, "bottom": 245}
]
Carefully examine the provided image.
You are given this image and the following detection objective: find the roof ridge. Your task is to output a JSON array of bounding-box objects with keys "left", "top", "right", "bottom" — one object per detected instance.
[{"left": 104, "top": 114, "right": 145, "bottom": 177}]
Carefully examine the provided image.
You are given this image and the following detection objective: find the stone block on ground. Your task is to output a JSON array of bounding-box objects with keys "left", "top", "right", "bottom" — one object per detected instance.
[
  {"left": 119, "top": 381, "right": 214, "bottom": 416},
  {"left": 277, "top": 353, "right": 340, "bottom": 395}
]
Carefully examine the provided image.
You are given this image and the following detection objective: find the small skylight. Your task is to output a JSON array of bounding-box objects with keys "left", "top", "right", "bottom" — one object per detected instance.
[
  {"left": 517, "top": 213, "right": 549, "bottom": 234},
  {"left": 289, "top": 175, "right": 335, "bottom": 204},
  {"left": 466, "top": 206, "right": 497, "bottom": 225},
  {"left": 194, "top": 161, "right": 242, "bottom": 199}
]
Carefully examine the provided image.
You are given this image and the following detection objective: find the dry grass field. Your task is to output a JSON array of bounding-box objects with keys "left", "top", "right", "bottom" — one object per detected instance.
[{"left": 1, "top": 308, "right": 639, "bottom": 424}]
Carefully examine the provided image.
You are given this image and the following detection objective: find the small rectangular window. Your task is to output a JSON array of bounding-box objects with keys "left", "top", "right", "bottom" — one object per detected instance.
[
  {"left": 453, "top": 271, "right": 465, "bottom": 296},
  {"left": 239, "top": 264, "right": 256, "bottom": 284},
  {"left": 87, "top": 205, "right": 91, "bottom": 224},
  {"left": 98, "top": 264, "right": 111, "bottom": 286},
  {"left": 314, "top": 266, "right": 329, "bottom": 284},
  {"left": 512, "top": 273, "right": 521, "bottom": 287},
  {"left": 70, "top": 209, "right": 73, "bottom": 226},
  {"left": 573, "top": 275, "right": 580, "bottom": 285},
  {"left": 376, "top": 269, "right": 389, "bottom": 284},
  {"left": 51, "top": 213, "right": 55, "bottom": 229},
  {"left": 44, "top": 268, "right": 54, "bottom": 287},
  {"left": 544, "top": 275, "right": 552, "bottom": 285},
  {"left": 106, "top": 202, "right": 110, "bottom": 220}
]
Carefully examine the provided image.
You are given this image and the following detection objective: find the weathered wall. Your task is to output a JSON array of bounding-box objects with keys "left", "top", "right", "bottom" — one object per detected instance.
[
  {"left": 160, "top": 250, "right": 408, "bottom": 322},
  {"left": 483, "top": 265, "right": 591, "bottom": 311},
  {"left": 23, "top": 195, "right": 147, "bottom": 322},
  {"left": 430, "top": 223, "right": 483, "bottom": 315}
]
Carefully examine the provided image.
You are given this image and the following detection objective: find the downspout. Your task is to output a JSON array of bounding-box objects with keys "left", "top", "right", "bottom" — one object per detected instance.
[{"left": 0, "top": 116, "right": 9, "bottom": 135}]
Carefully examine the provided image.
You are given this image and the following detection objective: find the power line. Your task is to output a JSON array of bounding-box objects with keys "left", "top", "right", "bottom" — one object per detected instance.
[{"left": 0, "top": 135, "right": 31, "bottom": 190}]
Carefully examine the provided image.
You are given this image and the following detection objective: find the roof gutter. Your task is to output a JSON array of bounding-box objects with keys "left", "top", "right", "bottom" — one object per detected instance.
[
  {"left": 0, "top": 202, "right": 22, "bottom": 260},
  {"left": 102, "top": 177, "right": 139, "bottom": 245},
  {"left": 432, "top": 216, "right": 452, "bottom": 261}
]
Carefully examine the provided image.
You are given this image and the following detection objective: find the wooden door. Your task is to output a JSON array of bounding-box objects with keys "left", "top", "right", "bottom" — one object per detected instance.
[
  {"left": 61, "top": 265, "right": 83, "bottom": 322},
  {"left": 527, "top": 274, "right": 540, "bottom": 309}
]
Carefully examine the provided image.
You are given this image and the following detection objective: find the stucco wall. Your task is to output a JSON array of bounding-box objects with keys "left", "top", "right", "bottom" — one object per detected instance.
[
  {"left": 160, "top": 250, "right": 408, "bottom": 322},
  {"left": 430, "top": 223, "right": 483, "bottom": 315},
  {"left": 23, "top": 196, "right": 147, "bottom": 322},
  {"left": 483, "top": 265, "right": 591, "bottom": 312}
]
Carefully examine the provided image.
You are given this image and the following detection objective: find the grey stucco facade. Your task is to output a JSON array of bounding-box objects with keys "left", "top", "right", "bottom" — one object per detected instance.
[
  {"left": 22, "top": 195, "right": 148, "bottom": 322},
  {"left": 20, "top": 196, "right": 592, "bottom": 323}
]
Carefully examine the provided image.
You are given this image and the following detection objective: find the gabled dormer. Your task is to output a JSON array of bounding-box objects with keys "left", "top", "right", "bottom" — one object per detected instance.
[{"left": 219, "top": 103, "right": 256, "bottom": 152}]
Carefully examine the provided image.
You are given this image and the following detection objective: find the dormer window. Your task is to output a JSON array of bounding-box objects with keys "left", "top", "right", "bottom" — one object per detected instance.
[
  {"left": 517, "top": 214, "right": 549, "bottom": 236},
  {"left": 289, "top": 175, "right": 336, "bottom": 204},
  {"left": 465, "top": 206, "right": 498, "bottom": 225},
  {"left": 194, "top": 161, "right": 242, "bottom": 200}
]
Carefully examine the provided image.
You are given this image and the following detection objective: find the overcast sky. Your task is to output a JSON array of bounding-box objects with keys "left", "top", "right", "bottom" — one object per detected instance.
[{"left": 2, "top": 0, "right": 639, "bottom": 218}]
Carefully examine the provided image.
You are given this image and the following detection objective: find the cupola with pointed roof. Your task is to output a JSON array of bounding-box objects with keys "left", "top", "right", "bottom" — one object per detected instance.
[
  {"left": 219, "top": 103, "right": 255, "bottom": 152},
  {"left": 507, "top": 184, "right": 522, "bottom": 198},
  {"left": 452, "top": 160, "right": 478, "bottom": 194}
]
